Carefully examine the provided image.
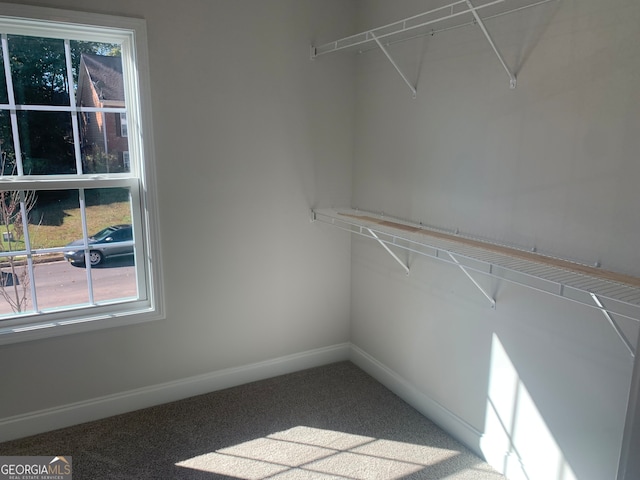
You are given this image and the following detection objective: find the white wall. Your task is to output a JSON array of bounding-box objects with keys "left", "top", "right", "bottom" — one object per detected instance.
[
  {"left": 351, "top": 0, "right": 639, "bottom": 479},
  {"left": 0, "top": 0, "right": 355, "bottom": 427},
  {"left": 1, "top": 1, "right": 638, "bottom": 479}
]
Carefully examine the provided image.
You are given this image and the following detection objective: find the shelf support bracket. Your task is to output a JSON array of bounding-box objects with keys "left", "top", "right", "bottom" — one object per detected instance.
[
  {"left": 465, "top": 0, "right": 517, "bottom": 89},
  {"left": 591, "top": 293, "right": 636, "bottom": 358},
  {"left": 448, "top": 252, "right": 496, "bottom": 308},
  {"left": 367, "top": 228, "right": 410, "bottom": 275},
  {"left": 369, "top": 31, "right": 418, "bottom": 98}
]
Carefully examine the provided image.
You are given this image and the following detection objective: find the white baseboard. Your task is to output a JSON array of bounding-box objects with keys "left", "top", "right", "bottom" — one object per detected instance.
[
  {"left": 1, "top": 340, "right": 507, "bottom": 475},
  {"left": 0, "top": 342, "right": 351, "bottom": 443},
  {"left": 349, "top": 344, "right": 485, "bottom": 458}
]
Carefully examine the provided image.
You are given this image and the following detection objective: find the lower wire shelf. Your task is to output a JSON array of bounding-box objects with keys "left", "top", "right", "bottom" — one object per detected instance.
[{"left": 312, "top": 207, "right": 640, "bottom": 356}]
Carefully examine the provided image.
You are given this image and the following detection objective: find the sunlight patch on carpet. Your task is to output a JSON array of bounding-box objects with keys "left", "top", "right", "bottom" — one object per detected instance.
[{"left": 175, "top": 425, "right": 464, "bottom": 479}]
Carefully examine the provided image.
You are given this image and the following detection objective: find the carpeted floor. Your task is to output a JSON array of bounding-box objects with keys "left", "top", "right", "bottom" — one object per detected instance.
[{"left": 0, "top": 361, "right": 506, "bottom": 479}]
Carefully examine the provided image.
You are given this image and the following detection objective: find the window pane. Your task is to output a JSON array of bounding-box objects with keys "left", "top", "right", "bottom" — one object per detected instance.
[
  {"left": 82, "top": 187, "right": 137, "bottom": 304},
  {"left": 30, "top": 190, "right": 81, "bottom": 249},
  {"left": 31, "top": 189, "right": 86, "bottom": 310},
  {"left": 79, "top": 111, "right": 130, "bottom": 174},
  {"left": 0, "top": 263, "right": 33, "bottom": 316},
  {"left": 0, "top": 188, "right": 33, "bottom": 315},
  {"left": 75, "top": 50, "right": 129, "bottom": 174},
  {"left": 0, "top": 111, "right": 16, "bottom": 175},
  {"left": 26, "top": 187, "right": 136, "bottom": 312},
  {"left": 17, "top": 111, "right": 76, "bottom": 175},
  {"left": 8, "top": 35, "right": 69, "bottom": 106},
  {"left": 0, "top": 40, "right": 8, "bottom": 104},
  {"left": 69, "top": 40, "right": 122, "bottom": 91},
  {"left": 0, "top": 189, "right": 30, "bottom": 253}
]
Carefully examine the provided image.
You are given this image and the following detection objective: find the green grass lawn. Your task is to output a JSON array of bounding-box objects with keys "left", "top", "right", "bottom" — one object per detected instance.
[{"left": 1, "top": 201, "right": 132, "bottom": 250}]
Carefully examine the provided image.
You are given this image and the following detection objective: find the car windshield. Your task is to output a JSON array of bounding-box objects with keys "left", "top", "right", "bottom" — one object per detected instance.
[{"left": 91, "top": 226, "right": 119, "bottom": 242}]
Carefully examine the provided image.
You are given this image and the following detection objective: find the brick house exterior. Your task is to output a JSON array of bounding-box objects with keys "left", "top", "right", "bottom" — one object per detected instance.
[{"left": 77, "top": 53, "right": 129, "bottom": 173}]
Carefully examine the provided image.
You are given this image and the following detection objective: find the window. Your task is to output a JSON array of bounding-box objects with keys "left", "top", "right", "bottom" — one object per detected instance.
[
  {"left": 0, "top": 4, "right": 164, "bottom": 344},
  {"left": 120, "top": 112, "right": 128, "bottom": 137}
]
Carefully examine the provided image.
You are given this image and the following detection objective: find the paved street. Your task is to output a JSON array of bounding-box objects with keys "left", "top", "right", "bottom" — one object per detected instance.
[{"left": 0, "top": 257, "right": 137, "bottom": 315}]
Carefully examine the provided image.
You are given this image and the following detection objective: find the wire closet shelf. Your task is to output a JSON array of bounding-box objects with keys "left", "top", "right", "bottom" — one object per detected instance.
[
  {"left": 311, "top": 0, "right": 560, "bottom": 94},
  {"left": 312, "top": 208, "right": 640, "bottom": 356}
]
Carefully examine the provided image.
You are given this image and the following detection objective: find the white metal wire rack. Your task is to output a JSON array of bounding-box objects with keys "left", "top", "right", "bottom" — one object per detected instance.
[
  {"left": 312, "top": 208, "right": 640, "bottom": 357},
  {"left": 311, "top": 0, "right": 560, "bottom": 95}
]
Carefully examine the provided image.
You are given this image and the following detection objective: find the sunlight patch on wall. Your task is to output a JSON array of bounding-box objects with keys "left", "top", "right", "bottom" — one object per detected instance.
[
  {"left": 481, "top": 334, "right": 578, "bottom": 480},
  {"left": 176, "top": 425, "right": 470, "bottom": 479}
]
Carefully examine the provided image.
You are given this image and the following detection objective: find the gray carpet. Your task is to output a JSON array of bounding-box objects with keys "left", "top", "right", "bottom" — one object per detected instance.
[{"left": 0, "top": 361, "right": 506, "bottom": 479}]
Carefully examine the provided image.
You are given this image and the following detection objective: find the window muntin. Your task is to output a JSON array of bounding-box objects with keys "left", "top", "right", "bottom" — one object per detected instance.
[{"left": 0, "top": 5, "right": 163, "bottom": 343}]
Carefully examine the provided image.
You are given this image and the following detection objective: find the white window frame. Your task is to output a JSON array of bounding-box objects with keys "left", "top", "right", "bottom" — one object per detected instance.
[{"left": 0, "top": 3, "right": 164, "bottom": 345}]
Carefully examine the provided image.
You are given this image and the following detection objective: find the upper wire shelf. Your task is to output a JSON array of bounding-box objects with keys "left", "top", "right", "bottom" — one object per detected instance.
[
  {"left": 311, "top": 0, "right": 559, "bottom": 94},
  {"left": 312, "top": 0, "right": 554, "bottom": 57},
  {"left": 312, "top": 208, "right": 640, "bottom": 355}
]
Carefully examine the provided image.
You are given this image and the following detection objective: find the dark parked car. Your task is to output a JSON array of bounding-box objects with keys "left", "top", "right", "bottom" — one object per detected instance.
[{"left": 64, "top": 224, "right": 133, "bottom": 266}]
